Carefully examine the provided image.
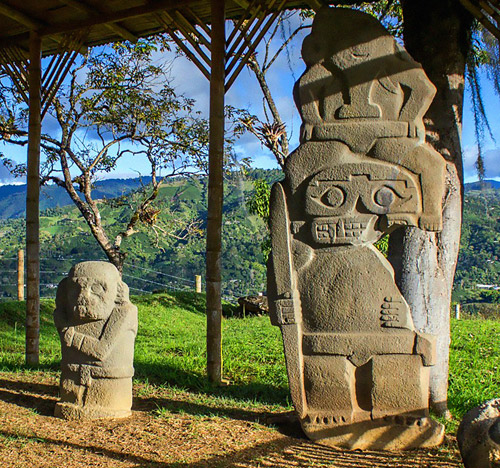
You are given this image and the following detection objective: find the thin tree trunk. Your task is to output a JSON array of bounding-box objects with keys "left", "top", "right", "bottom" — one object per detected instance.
[
  {"left": 25, "top": 32, "right": 42, "bottom": 366},
  {"left": 247, "top": 56, "right": 289, "bottom": 163},
  {"left": 206, "top": 0, "right": 225, "bottom": 384},
  {"left": 394, "top": 0, "right": 472, "bottom": 416}
]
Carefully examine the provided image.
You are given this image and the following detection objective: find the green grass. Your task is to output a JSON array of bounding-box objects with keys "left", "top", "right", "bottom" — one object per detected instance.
[
  {"left": 448, "top": 318, "right": 499, "bottom": 416},
  {"left": 0, "top": 293, "right": 498, "bottom": 424}
]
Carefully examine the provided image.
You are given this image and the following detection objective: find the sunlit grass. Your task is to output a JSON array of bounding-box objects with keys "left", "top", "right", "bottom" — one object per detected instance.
[{"left": 0, "top": 293, "right": 497, "bottom": 428}]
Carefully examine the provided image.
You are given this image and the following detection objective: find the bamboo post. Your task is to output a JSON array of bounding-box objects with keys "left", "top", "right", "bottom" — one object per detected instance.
[
  {"left": 17, "top": 249, "right": 24, "bottom": 301},
  {"left": 206, "top": 0, "right": 225, "bottom": 384},
  {"left": 195, "top": 275, "right": 202, "bottom": 293},
  {"left": 25, "top": 32, "right": 42, "bottom": 366}
]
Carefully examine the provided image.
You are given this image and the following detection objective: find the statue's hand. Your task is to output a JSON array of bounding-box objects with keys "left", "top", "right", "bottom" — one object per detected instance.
[{"left": 62, "top": 327, "right": 75, "bottom": 346}]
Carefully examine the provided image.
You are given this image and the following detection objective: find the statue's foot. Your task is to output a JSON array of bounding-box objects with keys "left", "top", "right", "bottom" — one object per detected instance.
[
  {"left": 303, "top": 414, "right": 445, "bottom": 450},
  {"left": 418, "top": 214, "right": 442, "bottom": 232},
  {"left": 303, "top": 411, "right": 352, "bottom": 427}
]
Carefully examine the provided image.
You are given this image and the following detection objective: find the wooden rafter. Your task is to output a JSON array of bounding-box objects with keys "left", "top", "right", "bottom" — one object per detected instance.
[
  {"left": 163, "top": 10, "right": 212, "bottom": 67},
  {"left": 0, "top": 31, "right": 86, "bottom": 116},
  {"left": 225, "top": 0, "right": 286, "bottom": 90},
  {"left": 157, "top": 0, "right": 287, "bottom": 91},
  {"left": 34, "top": 0, "right": 195, "bottom": 39},
  {"left": 460, "top": 0, "right": 500, "bottom": 41},
  {"left": 0, "top": 46, "right": 29, "bottom": 102},
  {"left": 0, "top": 2, "right": 44, "bottom": 30},
  {"left": 58, "top": 0, "right": 138, "bottom": 43},
  {"left": 41, "top": 31, "right": 86, "bottom": 118},
  {"left": 156, "top": 12, "right": 211, "bottom": 80}
]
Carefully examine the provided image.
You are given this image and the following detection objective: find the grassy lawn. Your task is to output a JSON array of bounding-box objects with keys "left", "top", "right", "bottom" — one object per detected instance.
[{"left": 0, "top": 292, "right": 498, "bottom": 426}]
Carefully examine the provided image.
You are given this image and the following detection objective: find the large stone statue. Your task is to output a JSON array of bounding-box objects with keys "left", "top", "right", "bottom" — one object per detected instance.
[
  {"left": 268, "top": 7, "right": 445, "bottom": 450},
  {"left": 54, "top": 261, "right": 138, "bottom": 420}
]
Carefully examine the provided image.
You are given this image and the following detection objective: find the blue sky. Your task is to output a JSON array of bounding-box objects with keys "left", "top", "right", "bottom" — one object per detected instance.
[{"left": 0, "top": 13, "right": 498, "bottom": 184}]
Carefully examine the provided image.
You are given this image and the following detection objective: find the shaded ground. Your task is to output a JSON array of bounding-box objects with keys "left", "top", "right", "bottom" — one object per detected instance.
[{"left": 0, "top": 372, "right": 462, "bottom": 468}]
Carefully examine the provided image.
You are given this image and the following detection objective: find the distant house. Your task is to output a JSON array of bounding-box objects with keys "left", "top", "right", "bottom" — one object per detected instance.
[{"left": 476, "top": 284, "right": 500, "bottom": 290}]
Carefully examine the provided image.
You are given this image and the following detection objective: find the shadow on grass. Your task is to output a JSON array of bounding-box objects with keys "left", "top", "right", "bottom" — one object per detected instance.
[
  {"left": 0, "top": 378, "right": 58, "bottom": 416},
  {"left": 133, "top": 361, "right": 290, "bottom": 408},
  {"left": 0, "top": 427, "right": 462, "bottom": 468},
  {"left": 0, "top": 428, "right": 303, "bottom": 467},
  {"left": 133, "top": 391, "right": 304, "bottom": 439}
]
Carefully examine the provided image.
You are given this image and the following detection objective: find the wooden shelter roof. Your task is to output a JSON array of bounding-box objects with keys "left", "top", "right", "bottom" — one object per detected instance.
[
  {"left": 0, "top": 0, "right": 328, "bottom": 57},
  {"left": 460, "top": 0, "right": 500, "bottom": 40}
]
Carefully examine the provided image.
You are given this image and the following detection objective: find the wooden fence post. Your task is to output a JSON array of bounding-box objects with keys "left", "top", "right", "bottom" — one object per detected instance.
[
  {"left": 17, "top": 249, "right": 24, "bottom": 301},
  {"left": 195, "top": 275, "right": 202, "bottom": 293}
]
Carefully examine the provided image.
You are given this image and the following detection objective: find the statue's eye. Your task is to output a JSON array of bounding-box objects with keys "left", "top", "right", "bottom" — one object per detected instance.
[
  {"left": 374, "top": 186, "right": 397, "bottom": 207},
  {"left": 321, "top": 186, "right": 345, "bottom": 208},
  {"left": 91, "top": 283, "right": 105, "bottom": 295}
]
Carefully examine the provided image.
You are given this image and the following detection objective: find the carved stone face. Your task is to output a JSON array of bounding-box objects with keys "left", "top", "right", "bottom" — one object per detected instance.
[
  {"left": 302, "top": 163, "right": 420, "bottom": 245},
  {"left": 66, "top": 273, "right": 118, "bottom": 321}
]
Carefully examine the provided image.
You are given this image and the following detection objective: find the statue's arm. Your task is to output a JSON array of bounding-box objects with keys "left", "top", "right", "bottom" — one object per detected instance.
[
  {"left": 64, "top": 304, "right": 137, "bottom": 360},
  {"left": 391, "top": 51, "right": 436, "bottom": 138}
]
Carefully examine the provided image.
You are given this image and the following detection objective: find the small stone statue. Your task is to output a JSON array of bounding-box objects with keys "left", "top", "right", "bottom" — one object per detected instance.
[
  {"left": 54, "top": 261, "right": 138, "bottom": 420},
  {"left": 458, "top": 399, "right": 500, "bottom": 468},
  {"left": 268, "top": 7, "right": 445, "bottom": 450}
]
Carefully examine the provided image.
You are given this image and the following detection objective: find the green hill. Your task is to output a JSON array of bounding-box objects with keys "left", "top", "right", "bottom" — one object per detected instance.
[
  {"left": 0, "top": 172, "right": 275, "bottom": 300},
  {"left": 0, "top": 170, "right": 498, "bottom": 314}
]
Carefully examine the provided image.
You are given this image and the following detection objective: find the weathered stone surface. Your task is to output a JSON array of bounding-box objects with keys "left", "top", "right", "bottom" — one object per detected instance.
[
  {"left": 54, "top": 261, "right": 138, "bottom": 420},
  {"left": 457, "top": 399, "right": 500, "bottom": 468},
  {"left": 267, "top": 6, "right": 445, "bottom": 450}
]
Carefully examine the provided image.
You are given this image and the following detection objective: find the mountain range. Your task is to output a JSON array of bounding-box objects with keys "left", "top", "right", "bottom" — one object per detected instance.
[{"left": 0, "top": 176, "right": 498, "bottom": 219}]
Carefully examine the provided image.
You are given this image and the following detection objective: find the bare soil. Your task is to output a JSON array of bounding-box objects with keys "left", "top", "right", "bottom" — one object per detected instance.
[{"left": 0, "top": 372, "right": 462, "bottom": 468}]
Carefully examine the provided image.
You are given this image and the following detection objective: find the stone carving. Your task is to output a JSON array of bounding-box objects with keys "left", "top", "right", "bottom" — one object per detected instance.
[
  {"left": 458, "top": 399, "right": 500, "bottom": 468},
  {"left": 54, "top": 261, "right": 138, "bottom": 420},
  {"left": 268, "top": 7, "right": 445, "bottom": 450}
]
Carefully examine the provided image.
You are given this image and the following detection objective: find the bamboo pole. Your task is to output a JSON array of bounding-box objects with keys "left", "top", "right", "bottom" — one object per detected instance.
[
  {"left": 25, "top": 32, "right": 42, "bottom": 366},
  {"left": 17, "top": 249, "right": 24, "bottom": 301},
  {"left": 206, "top": 0, "right": 225, "bottom": 384},
  {"left": 195, "top": 275, "right": 202, "bottom": 293}
]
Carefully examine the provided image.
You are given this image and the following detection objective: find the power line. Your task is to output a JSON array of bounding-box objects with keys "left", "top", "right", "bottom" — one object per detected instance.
[{"left": 124, "top": 264, "right": 196, "bottom": 284}]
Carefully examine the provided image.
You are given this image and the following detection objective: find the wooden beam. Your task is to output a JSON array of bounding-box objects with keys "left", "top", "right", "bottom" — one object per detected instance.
[
  {"left": 225, "top": 0, "right": 280, "bottom": 76},
  {"left": 307, "top": 0, "right": 323, "bottom": 10},
  {"left": 0, "top": 2, "right": 44, "bottom": 30},
  {"left": 0, "top": 47, "right": 29, "bottom": 103},
  {"left": 25, "top": 31, "right": 42, "bottom": 366},
  {"left": 34, "top": 0, "right": 197, "bottom": 39},
  {"left": 226, "top": 4, "right": 285, "bottom": 90},
  {"left": 460, "top": 0, "right": 500, "bottom": 40},
  {"left": 163, "top": 11, "right": 212, "bottom": 66},
  {"left": 59, "top": 0, "right": 138, "bottom": 43},
  {"left": 156, "top": 13, "right": 211, "bottom": 80},
  {"left": 42, "top": 48, "right": 80, "bottom": 118},
  {"left": 227, "top": 0, "right": 263, "bottom": 49},
  {"left": 184, "top": 6, "right": 211, "bottom": 37},
  {"left": 174, "top": 10, "right": 211, "bottom": 50},
  {"left": 0, "top": 57, "right": 29, "bottom": 103},
  {"left": 206, "top": 0, "right": 226, "bottom": 385}
]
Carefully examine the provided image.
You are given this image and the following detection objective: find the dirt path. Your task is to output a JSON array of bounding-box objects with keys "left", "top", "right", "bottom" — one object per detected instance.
[{"left": 0, "top": 372, "right": 462, "bottom": 468}]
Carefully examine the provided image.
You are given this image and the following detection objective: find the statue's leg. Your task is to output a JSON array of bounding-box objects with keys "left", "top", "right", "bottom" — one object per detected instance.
[
  {"left": 303, "top": 355, "right": 356, "bottom": 425},
  {"left": 371, "top": 354, "right": 429, "bottom": 420},
  {"left": 84, "top": 377, "right": 133, "bottom": 417}
]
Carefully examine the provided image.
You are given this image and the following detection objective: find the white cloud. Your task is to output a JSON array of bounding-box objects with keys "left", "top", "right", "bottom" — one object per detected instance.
[{"left": 463, "top": 145, "right": 500, "bottom": 181}]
